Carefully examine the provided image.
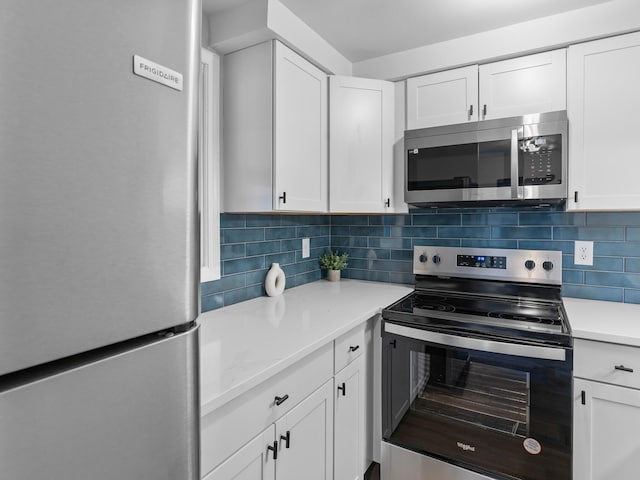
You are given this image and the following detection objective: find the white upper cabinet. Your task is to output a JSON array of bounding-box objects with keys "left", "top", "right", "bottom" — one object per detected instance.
[
  {"left": 406, "top": 65, "right": 478, "bottom": 129},
  {"left": 567, "top": 31, "right": 640, "bottom": 211},
  {"left": 222, "top": 40, "right": 328, "bottom": 213},
  {"left": 478, "top": 49, "right": 566, "bottom": 120},
  {"left": 406, "top": 49, "right": 566, "bottom": 130},
  {"left": 329, "top": 76, "right": 395, "bottom": 213}
]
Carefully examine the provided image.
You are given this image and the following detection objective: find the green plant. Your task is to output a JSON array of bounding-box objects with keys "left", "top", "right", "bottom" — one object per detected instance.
[{"left": 319, "top": 250, "right": 349, "bottom": 271}]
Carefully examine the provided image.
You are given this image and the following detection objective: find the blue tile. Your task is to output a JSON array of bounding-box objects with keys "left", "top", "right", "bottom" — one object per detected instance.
[
  {"left": 562, "top": 270, "right": 584, "bottom": 284},
  {"left": 201, "top": 273, "right": 245, "bottom": 296},
  {"left": 562, "top": 255, "right": 624, "bottom": 271},
  {"left": 348, "top": 258, "right": 372, "bottom": 270},
  {"left": 246, "top": 214, "right": 281, "bottom": 227},
  {"left": 222, "top": 228, "right": 265, "bottom": 244},
  {"left": 518, "top": 212, "right": 585, "bottom": 226},
  {"left": 201, "top": 294, "right": 224, "bottom": 312},
  {"left": 412, "top": 238, "right": 461, "bottom": 247},
  {"left": 220, "top": 214, "right": 246, "bottom": 228},
  {"left": 624, "top": 289, "right": 640, "bottom": 304},
  {"left": 492, "top": 226, "right": 551, "bottom": 240},
  {"left": 587, "top": 212, "right": 640, "bottom": 226},
  {"left": 246, "top": 269, "right": 269, "bottom": 286},
  {"left": 461, "top": 213, "right": 517, "bottom": 226},
  {"left": 594, "top": 242, "right": 640, "bottom": 257},
  {"left": 298, "top": 225, "right": 330, "bottom": 237},
  {"left": 369, "top": 237, "right": 412, "bottom": 249},
  {"left": 350, "top": 226, "right": 386, "bottom": 237},
  {"left": 333, "top": 236, "right": 368, "bottom": 248},
  {"left": 347, "top": 269, "right": 390, "bottom": 283},
  {"left": 331, "top": 225, "right": 351, "bottom": 236},
  {"left": 390, "top": 249, "right": 413, "bottom": 261},
  {"left": 220, "top": 244, "right": 246, "bottom": 260},
  {"left": 629, "top": 228, "right": 640, "bottom": 242},
  {"left": 439, "top": 226, "right": 491, "bottom": 239},
  {"left": 266, "top": 252, "right": 296, "bottom": 266},
  {"left": 461, "top": 239, "right": 518, "bottom": 249},
  {"left": 517, "top": 240, "right": 575, "bottom": 254},
  {"left": 331, "top": 215, "right": 369, "bottom": 226},
  {"left": 553, "top": 227, "right": 625, "bottom": 241},
  {"left": 626, "top": 258, "right": 640, "bottom": 273},
  {"left": 295, "top": 270, "right": 322, "bottom": 286},
  {"left": 281, "top": 238, "right": 301, "bottom": 251},
  {"left": 563, "top": 285, "right": 623, "bottom": 302},
  {"left": 343, "top": 247, "right": 391, "bottom": 260},
  {"left": 389, "top": 272, "right": 415, "bottom": 285},
  {"left": 223, "top": 285, "right": 264, "bottom": 306},
  {"left": 412, "top": 213, "right": 461, "bottom": 226},
  {"left": 368, "top": 215, "right": 412, "bottom": 226},
  {"left": 371, "top": 260, "right": 412, "bottom": 273},
  {"left": 223, "top": 256, "right": 265, "bottom": 275},
  {"left": 281, "top": 215, "right": 330, "bottom": 226},
  {"left": 265, "top": 227, "right": 297, "bottom": 240},
  {"left": 310, "top": 236, "right": 330, "bottom": 248},
  {"left": 246, "top": 240, "right": 281, "bottom": 256},
  {"left": 586, "top": 271, "right": 640, "bottom": 289},
  {"left": 389, "top": 226, "right": 437, "bottom": 238}
]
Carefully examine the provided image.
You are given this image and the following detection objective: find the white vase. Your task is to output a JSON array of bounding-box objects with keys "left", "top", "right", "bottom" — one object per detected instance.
[
  {"left": 264, "top": 263, "right": 286, "bottom": 297},
  {"left": 327, "top": 269, "right": 341, "bottom": 282}
]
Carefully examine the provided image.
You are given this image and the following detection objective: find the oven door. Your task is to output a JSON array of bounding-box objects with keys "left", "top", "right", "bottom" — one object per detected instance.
[{"left": 382, "top": 322, "right": 572, "bottom": 480}]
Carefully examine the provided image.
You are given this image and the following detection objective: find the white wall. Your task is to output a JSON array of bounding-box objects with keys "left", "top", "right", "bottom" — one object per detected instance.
[{"left": 353, "top": 0, "right": 640, "bottom": 80}]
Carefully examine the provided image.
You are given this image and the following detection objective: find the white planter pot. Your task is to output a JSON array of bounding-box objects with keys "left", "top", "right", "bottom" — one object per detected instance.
[{"left": 327, "top": 269, "right": 341, "bottom": 282}]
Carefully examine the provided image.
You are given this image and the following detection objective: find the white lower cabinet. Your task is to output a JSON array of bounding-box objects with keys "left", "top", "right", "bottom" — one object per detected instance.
[
  {"left": 334, "top": 356, "right": 365, "bottom": 480},
  {"left": 204, "top": 425, "right": 276, "bottom": 480},
  {"left": 573, "top": 338, "right": 640, "bottom": 479}
]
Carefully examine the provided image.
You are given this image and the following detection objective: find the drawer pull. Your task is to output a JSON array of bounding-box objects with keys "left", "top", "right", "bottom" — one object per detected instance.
[
  {"left": 338, "top": 382, "right": 346, "bottom": 396},
  {"left": 274, "top": 394, "right": 289, "bottom": 406},
  {"left": 581, "top": 390, "right": 586, "bottom": 405},
  {"left": 280, "top": 430, "right": 291, "bottom": 449},
  {"left": 349, "top": 345, "right": 360, "bottom": 352},
  {"left": 615, "top": 365, "right": 634, "bottom": 373},
  {"left": 267, "top": 441, "right": 278, "bottom": 460}
]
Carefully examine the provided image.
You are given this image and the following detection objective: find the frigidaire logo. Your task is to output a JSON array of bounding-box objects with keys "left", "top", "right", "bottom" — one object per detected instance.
[
  {"left": 133, "top": 55, "right": 183, "bottom": 92},
  {"left": 457, "top": 442, "right": 476, "bottom": 452}
]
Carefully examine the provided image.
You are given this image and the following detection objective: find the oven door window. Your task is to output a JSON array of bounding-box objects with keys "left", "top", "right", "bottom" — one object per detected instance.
[
  {"left": 382, "top": 332, "right": 572, "bottom": 480},
  {"left": 407, "top": 140, "right": 511, "bottom": 191}
]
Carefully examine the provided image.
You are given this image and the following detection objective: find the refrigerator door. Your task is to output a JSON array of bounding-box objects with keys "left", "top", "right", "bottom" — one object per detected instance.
[
  {"left": 0, "top": 325, "right": 199, "bottom": 479},
  {"left": 0, "top": 0, "right": 200, "bottom": 375}
]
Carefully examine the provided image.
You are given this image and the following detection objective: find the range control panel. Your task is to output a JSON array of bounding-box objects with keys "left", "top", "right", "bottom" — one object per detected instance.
[{"left": 414, "top": 246, "right": 562, "bottom": 285}]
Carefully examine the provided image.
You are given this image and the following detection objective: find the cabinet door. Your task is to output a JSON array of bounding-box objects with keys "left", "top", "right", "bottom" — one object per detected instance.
[
  {"left": 406, "top": 65, "right": 478, "bottom": 129},
  {"left": 334, "top": 356, "right": 365, "bottom": 480},
  {"left": 204, "top": 425, "right": 276, "bottom": 480},
  {"left": 479, "top": 49, "right": 566, "bottom": 121},
  {"left": 329, "top": 76, "right": 394, "bottom": 213},
  {"left": 574, "top": 378, "right": 640, "bottom": 479},
  {"left": 275, "top": 380, "right": 334, "bottom": 480},
  {"left": 273, "top": 41, "right": 328, "bottom": 212},
  {"left": 567, "top": 32, "right": 640, "bottom": 210}
]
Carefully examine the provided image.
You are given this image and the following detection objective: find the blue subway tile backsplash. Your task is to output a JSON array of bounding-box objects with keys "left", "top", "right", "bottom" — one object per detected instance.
[{"left": 201, "top": 207, "right": 640, "bottom": 312}]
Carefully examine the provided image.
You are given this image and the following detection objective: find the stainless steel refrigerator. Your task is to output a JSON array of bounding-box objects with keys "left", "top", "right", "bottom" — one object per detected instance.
[{"left": 0, "top": 1, "right": 201, "bottom": 478}]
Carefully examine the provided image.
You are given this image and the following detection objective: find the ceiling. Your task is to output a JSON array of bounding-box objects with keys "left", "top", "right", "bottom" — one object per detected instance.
[{"left": 201, "top": 0, "right": 613, "bottom": 62}]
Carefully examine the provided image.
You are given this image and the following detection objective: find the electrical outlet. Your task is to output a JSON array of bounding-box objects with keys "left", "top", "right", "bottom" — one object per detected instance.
[
  {"left": 302, "top": 238, "right": 310, "bottom": 258},
  {"left": 574, "top": 240, "right": 594, "bottom": 266}
]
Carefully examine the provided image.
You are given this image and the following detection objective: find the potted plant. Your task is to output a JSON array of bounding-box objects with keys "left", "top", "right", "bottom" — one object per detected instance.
[{"left": 319, "top": 250, "right": 349, "bottom": 282}]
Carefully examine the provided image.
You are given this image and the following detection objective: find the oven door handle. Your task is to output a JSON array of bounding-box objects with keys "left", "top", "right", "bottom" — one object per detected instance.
[{"left": 385, "top": 323, "right": 566, "bottom": 361}]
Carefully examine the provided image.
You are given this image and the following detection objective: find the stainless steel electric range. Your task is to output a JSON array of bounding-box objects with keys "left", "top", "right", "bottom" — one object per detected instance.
[{"left": 381, "top": 246, "right": 572, "bottom": 480}]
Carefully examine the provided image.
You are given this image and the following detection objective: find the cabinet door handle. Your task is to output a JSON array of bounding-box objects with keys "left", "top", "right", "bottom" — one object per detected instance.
[
  {"left": 581, "top": 390, "right": 586, "bottom": 405},
  {"left": 280, "top": 430, "right": 291, "bottom": 449},
  {"left": 390, "top": 339, "right": 396, "bottom": 349},
  {"left": 274, "top": 394, "right": 289, "bottom": 406},
  {"left": 615, "top": 365, "right": 634, "bottom": 373},
  {"left": 385, "top": 198, "right": 390, "bottom": 208},
  {"left": 483, "top": 104, "right": 487, "bottom": 117},
  {"left": 279, "top": 192, "right": 287, "bottom": 204},
  {"left": 349, "top": 345, "right": 360, "bottom": 352},
  {"left": 574, "top": 191, "right": 579, "bottom": 203},
  {"left": 468, "top": 105, "right": 473, "bottom": 117},
  {"left": 338, "top": 382, "right": 346, "bottom": 396},
  {"left": 267, "top": 441, "right": 278, "bottom": 460}
]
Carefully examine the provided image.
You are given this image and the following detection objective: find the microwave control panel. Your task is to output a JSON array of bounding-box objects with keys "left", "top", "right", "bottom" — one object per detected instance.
[{"left": 520, "top": 135, "right": 562, "bottom": 186}]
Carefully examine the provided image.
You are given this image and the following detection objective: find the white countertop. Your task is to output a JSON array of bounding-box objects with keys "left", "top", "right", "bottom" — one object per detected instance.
[
  {"left": 198, "top": 279, "right": 412, "bottom": 416},
  {"left": 564, "top": 297, "right": 640, "bottom": 347}
]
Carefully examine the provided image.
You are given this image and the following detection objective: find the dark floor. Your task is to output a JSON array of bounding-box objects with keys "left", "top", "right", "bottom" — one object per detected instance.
[{"left": 364, "top": 462, "right": 380, "bottom": 480}]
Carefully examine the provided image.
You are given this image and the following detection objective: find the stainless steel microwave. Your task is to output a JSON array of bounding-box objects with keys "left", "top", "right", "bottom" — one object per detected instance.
[{"left": 404, "top": 111, "right": 568, "bottom": 207}]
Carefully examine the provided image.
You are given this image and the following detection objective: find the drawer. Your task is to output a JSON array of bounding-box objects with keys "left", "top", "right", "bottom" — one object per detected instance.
[
  {"left": 574, "top": 338, "right": 640, "bottom": 389},
  {"left": 335, "top": 323, "right": 366, "bottom": 373},
  {"left": 201, "top": 342, "right": 333, "bottom": 476}
]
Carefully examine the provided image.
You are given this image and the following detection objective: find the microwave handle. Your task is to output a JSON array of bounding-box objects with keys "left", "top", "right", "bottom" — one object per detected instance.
[{"left": 510, "top": 128, "right": 523, "bottom": 199}]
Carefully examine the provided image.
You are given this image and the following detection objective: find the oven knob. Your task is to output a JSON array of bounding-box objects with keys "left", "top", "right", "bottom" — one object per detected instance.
[
  {"left": 432, "top": 255, "right": 441, "bottom": 265},
  {"left": 543, "top": 261, "right": 554, "bottom": 271},
  {"left": 524, "top": 260, "right": 536, "bottom": 270},
  {"left": 419, "top": 254, "right": 428, "bottom": 263}
]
